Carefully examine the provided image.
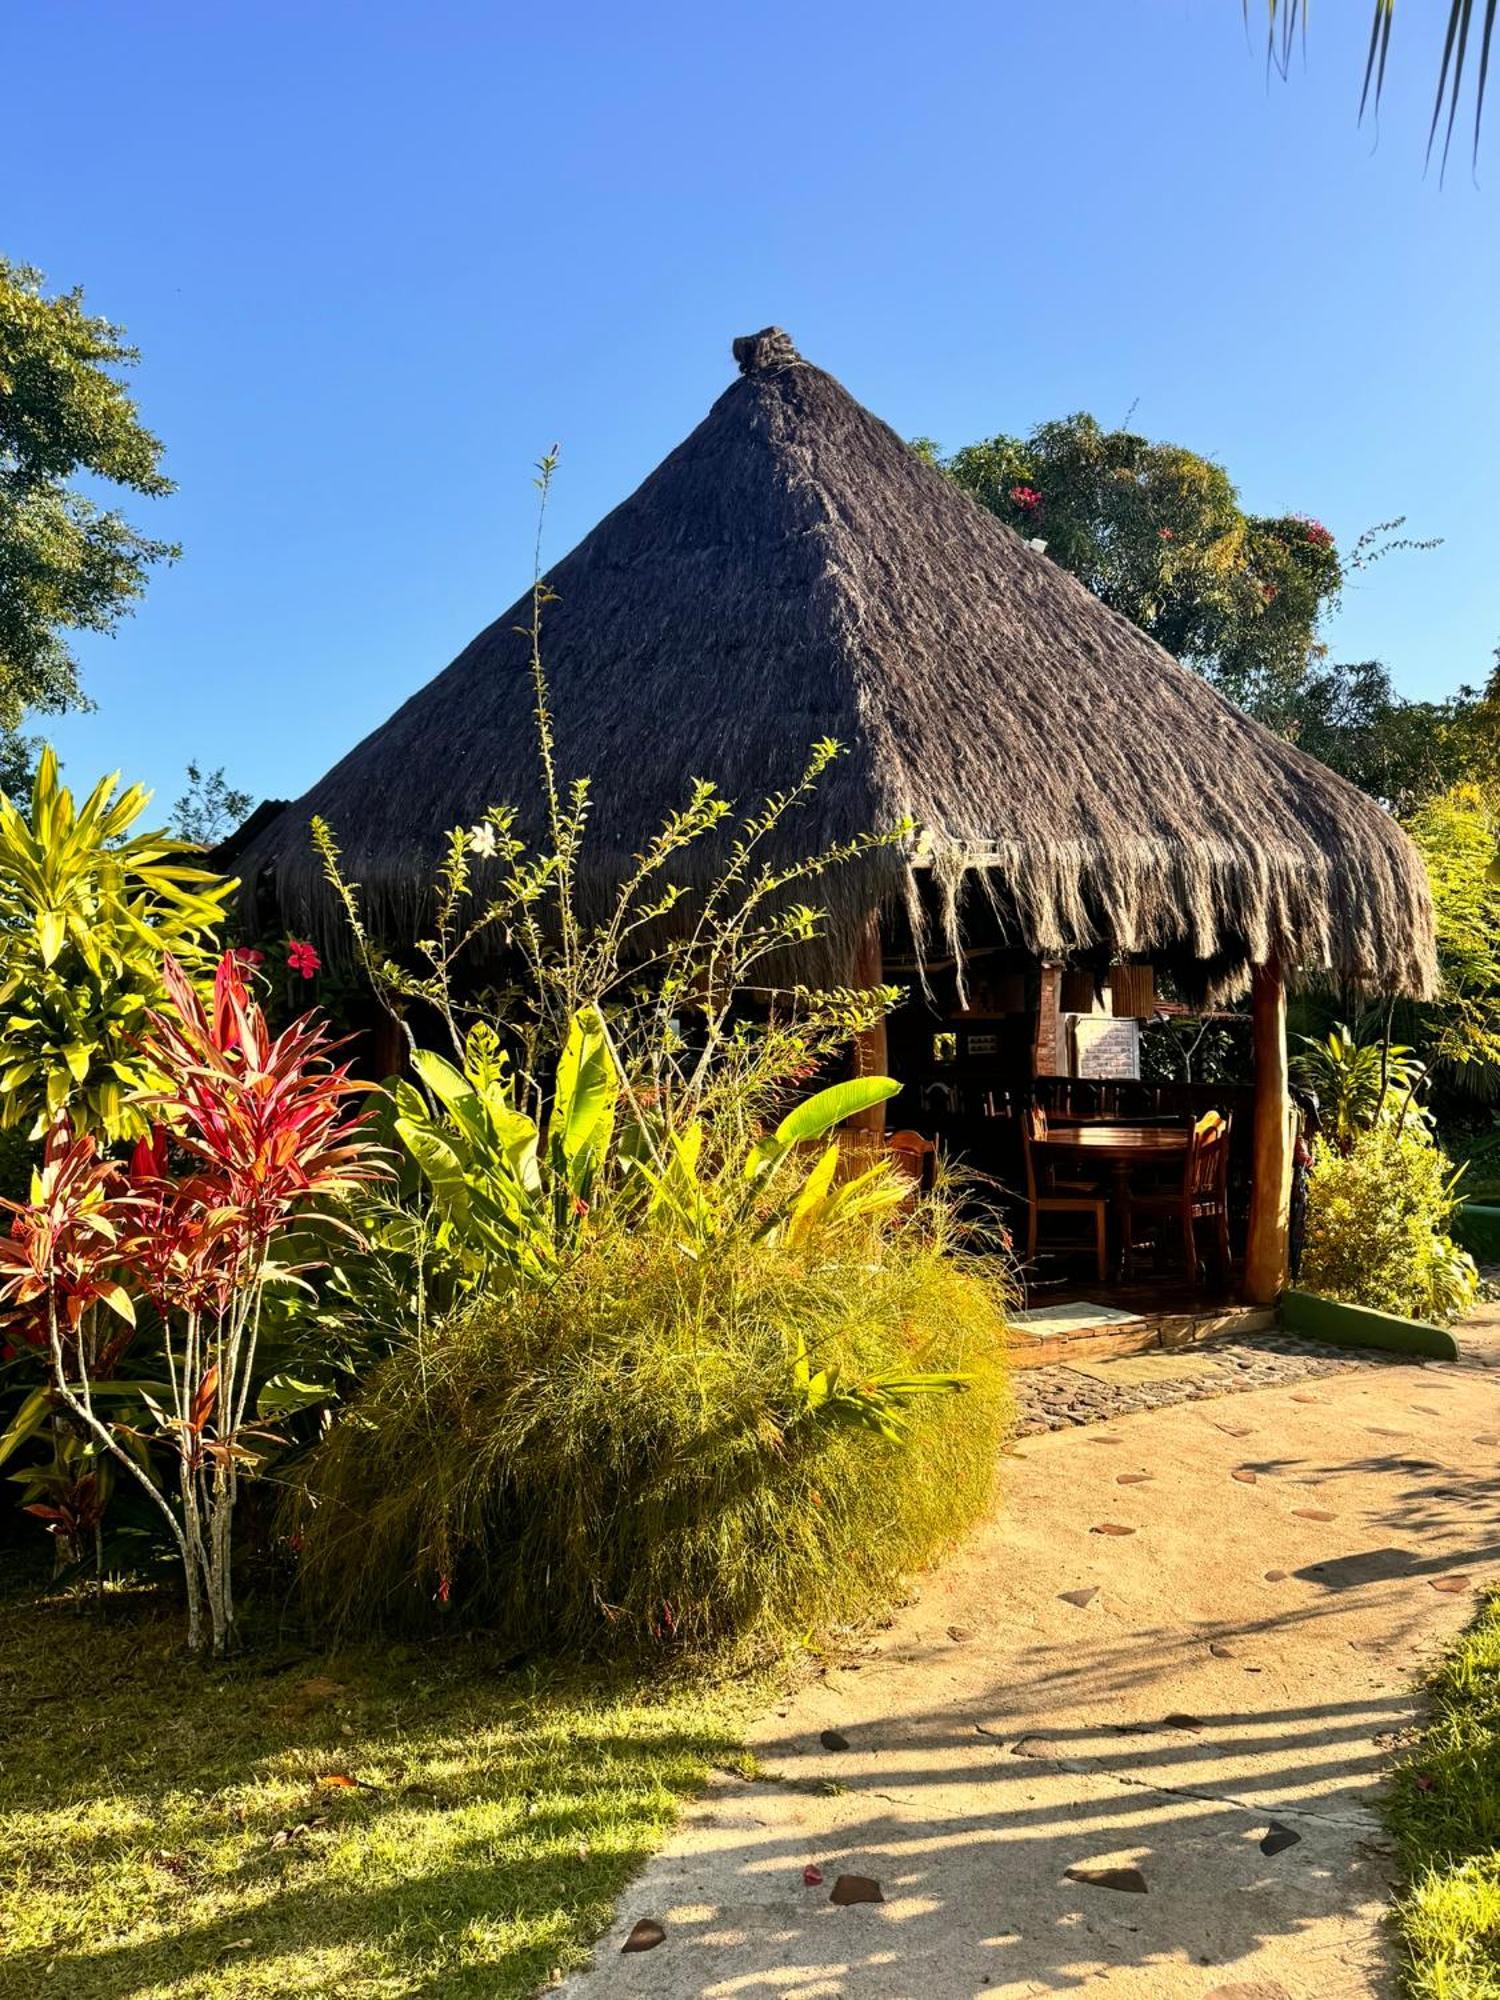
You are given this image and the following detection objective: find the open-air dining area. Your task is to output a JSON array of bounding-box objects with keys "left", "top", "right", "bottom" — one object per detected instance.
[
  {"left": 8, "top": 7, "right": 1500, "bottom": 1978},
  {"left": 243, "top": 327, "right": 1436, "bottom": 1354}
]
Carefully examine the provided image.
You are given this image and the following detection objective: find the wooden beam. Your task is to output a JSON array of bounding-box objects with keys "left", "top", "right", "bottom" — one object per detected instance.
[
  {"left": 1244, "top": 962, "right": 1294, "bottom": 1306},
  {"left": 849, "top": 916, "right": 890, "bottom": 1132},
  {"left": 1031, "top": 962, "right": 1062, "bottom": 1078}
]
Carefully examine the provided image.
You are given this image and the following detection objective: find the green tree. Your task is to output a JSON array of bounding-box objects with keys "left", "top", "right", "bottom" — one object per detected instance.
[
  {"left": 1402, "top": 783, "right": 1500, "bottom": 1108},
  {"left": 172, "top": 761, "right": 253, "bottom": 848},
  {"left": 1279, "top": 657, "right": 1500, "bottom": 814},
  {"left": 931, "top": 414, "right": 1348, "bottom": 718},
  {"left": 0, "top": 260, "right": 178, "bottom": 730}
]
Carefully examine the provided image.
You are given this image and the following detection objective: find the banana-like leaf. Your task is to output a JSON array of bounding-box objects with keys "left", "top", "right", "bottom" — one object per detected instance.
[
  {"left": 0, "top": 1387, "right": 53, "bottom": 1467},
  {"left": 780, "top": 1142, "right": 841, "bottom": 1245},
  {"left": 745, "top": 1075, "right": 901, "bottom": 1185},
  {"left": 551, "top": 1009, "right": 618, "bottom": 1195},
  {"left": 257, "top": 1372, "right": 338, "bottom": 1418}
]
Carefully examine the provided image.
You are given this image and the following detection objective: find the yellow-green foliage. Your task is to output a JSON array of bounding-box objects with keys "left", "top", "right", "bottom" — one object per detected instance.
[
  {"left": 294, "top": 1219, "right": 1011, "bottom": 1655},
  {"left": 1388, "top": 1595, "right": 1500, "bottom": 2000},
  {"left": 0, "top": 748, "right": 233, "bottom": 1139},
  {"left": 1300, "top": 1120, "right": 1479, "bottom": 1325},
  {"left": 1406, "top": 783, "right": 1500, "bottom": 1099}
]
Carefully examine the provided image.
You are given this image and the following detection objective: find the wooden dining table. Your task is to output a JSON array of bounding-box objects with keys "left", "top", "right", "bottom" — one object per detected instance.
[{"left": 1037, "top": 1123, "right": 1189, "bottom": 1278}]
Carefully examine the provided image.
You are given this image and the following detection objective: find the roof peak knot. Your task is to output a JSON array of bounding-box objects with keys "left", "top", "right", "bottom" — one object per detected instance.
[{"left": 733, "top": 327, "right": 800, "bottom": 375}]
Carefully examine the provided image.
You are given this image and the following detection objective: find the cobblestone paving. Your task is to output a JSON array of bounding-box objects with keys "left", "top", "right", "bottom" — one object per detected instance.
[{"left": 1013, "top": 1331, "right": 1406, "bottom": 1436}]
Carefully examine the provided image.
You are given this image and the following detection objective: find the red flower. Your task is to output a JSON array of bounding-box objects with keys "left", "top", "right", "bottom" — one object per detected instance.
[
  {"left": 803, "top": 1865, "right": 824, "bottom": 1887},
  {"left": 572, "top": 1195, "right": 590, "bottom": 1218},
  {"left": 1009, "top": 484, "right": 1042, "bottom": 512},
  {"left": 1295, "top": 515, "right": 1335, "bottom": 548},
  {"left": 1158, "top": 527, "right": 1175, "bottom": 540},
  {"left": 232, "top": 947, "right": 265, "bottom": 972},
  {"left": 437, "top": 1574, "right": 452, "bottom": 1605},
  {"left": 286, "top": 939, "right": 321, "bottom": 980}
]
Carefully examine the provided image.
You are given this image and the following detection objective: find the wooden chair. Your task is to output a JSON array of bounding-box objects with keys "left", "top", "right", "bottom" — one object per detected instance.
[
  {"left": 1122, "top": 1111, "right": 1232, "bottom": 1284},
  {"left": 887, "top": 1128, "right": 939, "bottom": 1196},
  {"left": 1022, "top": 1108, "right": 1108, "bottom": 1282}
]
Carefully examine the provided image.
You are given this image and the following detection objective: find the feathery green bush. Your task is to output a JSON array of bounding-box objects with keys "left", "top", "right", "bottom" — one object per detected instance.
[
  {"left": 293, "top": 1212, "right": 1011, "bottom": 1657},
  {"left": 1300, "top": 1120, "right": 1478, "bottom": 1325}
]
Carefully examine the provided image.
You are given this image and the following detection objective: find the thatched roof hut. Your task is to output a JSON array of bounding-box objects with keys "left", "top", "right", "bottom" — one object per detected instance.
[{"left": 241, "top": 327, "right": 1435, "bottom": 1004}]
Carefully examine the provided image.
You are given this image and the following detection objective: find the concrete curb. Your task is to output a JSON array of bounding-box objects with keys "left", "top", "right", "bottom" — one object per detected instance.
[
  {"left": 1279, "top": 1286, "right": 1459, "bottom": 1360},
  {"left": 1455, "top": 1202, "right": 1500, "bottom": 1264}
]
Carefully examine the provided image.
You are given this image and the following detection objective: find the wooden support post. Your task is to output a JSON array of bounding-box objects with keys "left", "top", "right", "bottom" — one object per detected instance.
[
  {"left": 368, "top": 1006, "right": 406, "bottom": 1083},
  {"left": 849, "top": 915, "right": 889, "bottom": 1133},
  {"left": 1245, "top": 962, "right": 1294, "bottom": 1306},
  {"left": 1031, "top": 962, "right": 1062, "bottom": 1079}
]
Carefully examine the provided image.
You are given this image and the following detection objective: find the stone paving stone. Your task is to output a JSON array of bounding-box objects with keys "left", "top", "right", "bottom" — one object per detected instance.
[{"left": 1011, "top": 1331, "right": 1404, "bottom": 1437}]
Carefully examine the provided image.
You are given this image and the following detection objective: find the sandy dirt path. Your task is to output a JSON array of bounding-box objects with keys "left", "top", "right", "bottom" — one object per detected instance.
[{"left": 561, "top": 1349, "right": 1500, "bottom": 2000}]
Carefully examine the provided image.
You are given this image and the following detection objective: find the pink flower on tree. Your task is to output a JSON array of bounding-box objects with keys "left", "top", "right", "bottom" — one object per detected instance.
[
  {"left": 1009, "top": 484, "right": 1042, "bottom": 512},
  {"left": 286, "top": 939, "right": 321, "bottom": 981}
]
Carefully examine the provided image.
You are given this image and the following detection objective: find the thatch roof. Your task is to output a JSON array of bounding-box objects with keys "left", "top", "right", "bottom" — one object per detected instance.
[{"left": 242, "top": 327, "right": 1435, "bottom": 1000}]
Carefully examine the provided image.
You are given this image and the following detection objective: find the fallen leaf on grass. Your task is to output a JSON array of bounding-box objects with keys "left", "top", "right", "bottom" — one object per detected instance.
[
  {"left": 1059, "top": 1587, "right": 1100, "bottom": 1609},
  {"left": 1090, "top": 1523, "right": 1135, "bottom": 1536},
  {"left": 1116, "top": 1473, "right": 1153, "bottom": 1486},
  {"left": 1293, "top": 1508, "right": 1337, "bottom": 1522},
  {"left": 1232, "top": 1468, "right": 1257, "bottom": 1485},
  {"left": 1264, "top": 1569, "right": 1288, "bottom": 1582}
]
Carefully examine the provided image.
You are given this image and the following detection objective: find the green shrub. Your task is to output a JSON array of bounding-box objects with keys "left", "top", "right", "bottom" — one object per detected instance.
[
  {"left": 0, "top": 748, "right": 232, "bottom": 1140},
  {"left": 293, "top": 1216, "right": 1011, "bottom": 1657},
  {"left": 1300, "top": 1120, "right": 1479, "bottom": 1326}
]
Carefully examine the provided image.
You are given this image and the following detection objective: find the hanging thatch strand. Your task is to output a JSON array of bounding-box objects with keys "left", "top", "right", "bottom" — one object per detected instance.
[{"left": 239, "top": 328, "right": 1436, "bottom": 1002}]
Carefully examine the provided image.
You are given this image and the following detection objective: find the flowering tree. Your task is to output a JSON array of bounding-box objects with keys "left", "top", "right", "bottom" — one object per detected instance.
[
  {"left": 918, "top": 415, "right": 1433, "bottom": 732},
  {"left": 0, "top": 951, "right": 385, "bottom": 1653}
]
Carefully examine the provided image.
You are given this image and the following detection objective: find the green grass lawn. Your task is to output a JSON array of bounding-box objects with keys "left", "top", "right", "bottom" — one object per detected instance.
[
  {"left": 1388, "top": 1593, "right": 1500, "bottom": 1999},
  {"left": 0, "top": 1585, "right": 749, "bottom": 2000}
]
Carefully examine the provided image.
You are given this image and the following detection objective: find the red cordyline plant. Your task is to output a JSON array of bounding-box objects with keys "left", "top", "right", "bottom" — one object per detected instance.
[
  {"left": 0, "top": 1124, "right": 145, "bottom": 1566},
  {"left": 0, "top": 952, "right": 386, "bottom": 1655}
]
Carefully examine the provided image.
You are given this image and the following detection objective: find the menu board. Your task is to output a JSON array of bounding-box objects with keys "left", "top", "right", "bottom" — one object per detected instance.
[{"left": 1071, "top": 1014, "right": 1141, "bottom": 1080}]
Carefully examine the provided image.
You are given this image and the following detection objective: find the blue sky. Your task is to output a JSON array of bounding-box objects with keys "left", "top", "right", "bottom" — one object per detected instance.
[{"left": 8, "top": 0, "right": 1498, "bottom": 814}]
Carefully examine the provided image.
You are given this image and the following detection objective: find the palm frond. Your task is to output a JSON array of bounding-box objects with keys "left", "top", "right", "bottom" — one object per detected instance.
[{"left": 1261, "top": 0, "right": 1496, "bottom": 171}]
